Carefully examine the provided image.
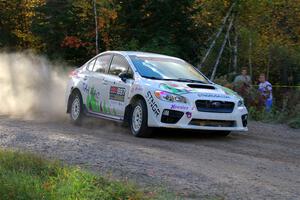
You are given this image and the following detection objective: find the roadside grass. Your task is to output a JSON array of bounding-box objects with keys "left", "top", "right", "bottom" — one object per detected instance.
[
  {"left": 248, "top": 106, "right": 300, "bottom": 129},
  {"left": 0, "top": 149, "right": 172, "bottom": 200}
]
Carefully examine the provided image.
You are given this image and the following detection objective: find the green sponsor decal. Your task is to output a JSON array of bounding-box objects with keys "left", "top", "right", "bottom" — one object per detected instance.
[
  {"left": 87, "top": 87, "right": 101, "bottom": 112},
  {"left": 86, "top": 86, "right": 117, "bottom": 115}
]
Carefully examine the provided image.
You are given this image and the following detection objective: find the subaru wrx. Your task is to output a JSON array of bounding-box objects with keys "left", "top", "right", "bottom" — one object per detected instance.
[{"left": 66, "top": 51, "right": 248, "bottom": 137}]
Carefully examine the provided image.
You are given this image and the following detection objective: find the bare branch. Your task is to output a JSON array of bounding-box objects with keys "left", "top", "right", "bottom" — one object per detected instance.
[
  {"left": 232, "top": 25, "right": 238, "bottom": 74},
  {"left": 93, "top": 0, "right": 99, "bottom": 55},
  {"left": 198, "top": 1, "right": 236, "bottom": 69},
  {"left": 210, "top": 16, "right": 235, "bottom": 80}
]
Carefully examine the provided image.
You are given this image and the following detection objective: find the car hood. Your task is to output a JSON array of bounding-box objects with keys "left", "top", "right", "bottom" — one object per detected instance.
[{"left": 143, "top": 79, "right": 242, "bottom": 101}]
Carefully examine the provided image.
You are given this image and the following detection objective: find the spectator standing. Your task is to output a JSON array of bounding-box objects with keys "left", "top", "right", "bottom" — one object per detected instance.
[
  {"left": 233, "top": 68, "right": 252, "bottom": 105},
  {"left": 233, "top": 68, "right": 252, "bottom": 88},
  {"left": 258, "top": 73, "right": 273, "bottom": 112}
]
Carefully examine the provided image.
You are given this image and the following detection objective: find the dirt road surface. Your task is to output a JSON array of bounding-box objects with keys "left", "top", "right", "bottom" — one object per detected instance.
[{"left": 0, "top": 116, "right": 299, "bottom": 199}]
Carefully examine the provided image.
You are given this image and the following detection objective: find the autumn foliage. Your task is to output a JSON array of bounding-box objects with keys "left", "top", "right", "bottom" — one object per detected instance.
[
  {"left": 61, "top": 36, "right": 92, "bottom": 49},
  {"left": 0, "top": 0, "right": 299, "bottom": 86}
]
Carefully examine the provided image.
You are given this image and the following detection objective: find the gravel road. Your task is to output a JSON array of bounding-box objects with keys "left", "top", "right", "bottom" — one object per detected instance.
[{"left": 0, "top": 115, "right": 299, "bottom": 199}]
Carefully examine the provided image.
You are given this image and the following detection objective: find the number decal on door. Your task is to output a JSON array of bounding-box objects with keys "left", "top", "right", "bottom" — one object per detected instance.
[{"left": 109, "top": 86, "right": 126, "bottom": 102}]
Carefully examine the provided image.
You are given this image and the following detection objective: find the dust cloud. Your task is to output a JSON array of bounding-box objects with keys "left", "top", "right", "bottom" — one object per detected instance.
[{"left": 0, "top": 52, "right": 69, "bottom": 120}]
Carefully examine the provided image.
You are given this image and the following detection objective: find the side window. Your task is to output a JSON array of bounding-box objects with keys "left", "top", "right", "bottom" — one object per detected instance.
[
  {"left": 93, "top": 54, "right": 111, "bottom": 73},
  {"left": 108, "top": 55, "right": 130, "bottom": 76},
  {"left": 87, "top": 59, "right": 96, "bottom": 71}
]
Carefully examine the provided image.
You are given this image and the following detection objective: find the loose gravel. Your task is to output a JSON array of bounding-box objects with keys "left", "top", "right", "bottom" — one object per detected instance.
[{"left": 0, "top": 116, "right": 299, "bottom": 199}]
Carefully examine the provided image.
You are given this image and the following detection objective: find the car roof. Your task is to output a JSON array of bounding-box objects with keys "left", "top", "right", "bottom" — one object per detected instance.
[{"left": 102, "top": 51, "right": 182, "bottom": 61}]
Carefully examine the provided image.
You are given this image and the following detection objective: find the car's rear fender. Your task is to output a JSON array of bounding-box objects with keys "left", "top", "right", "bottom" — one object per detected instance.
[{"left": 66, "top": 87, "right": 82, "bottom": 113}]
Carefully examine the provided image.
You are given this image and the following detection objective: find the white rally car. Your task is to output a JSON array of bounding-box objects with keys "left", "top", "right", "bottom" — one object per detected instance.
[{"left": 66, "top": 51, "right": 248, "bottom": 137}]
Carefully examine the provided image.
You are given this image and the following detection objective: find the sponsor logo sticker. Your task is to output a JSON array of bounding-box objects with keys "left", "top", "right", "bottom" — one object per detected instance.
[
  {"left": 82, "top": 82, "right": 90, "bottom": 94},
  {"left": 170, "top": 104, "right": 189, "bottom": 110},
  {"left": 197, "top": 93, "right": 230, "bottom": 99},
  {"left": 109, "top": 86, "right": 126, "bottom": 102},
  {"left": 186, "top": 112, "right": 192, "bottom": 118},
  {"left": 146, "top": 91, "right": 160, "bottom": 117}
]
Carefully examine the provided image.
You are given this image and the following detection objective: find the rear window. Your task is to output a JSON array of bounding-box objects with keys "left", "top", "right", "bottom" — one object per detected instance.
[
  {"left": 86, "top": 59, "right": 96, "bottom": 71},
  {"left": 93, "top": 54, "right": 112, "bottom": 73}
]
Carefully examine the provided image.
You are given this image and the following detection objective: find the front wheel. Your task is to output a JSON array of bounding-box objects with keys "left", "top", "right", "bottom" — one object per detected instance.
[
  {"left": 130, "top": 99, "right": 152, "bottom": 138},
  {"left": 69, "top": 91, "right": 84, "bottom": 125}
]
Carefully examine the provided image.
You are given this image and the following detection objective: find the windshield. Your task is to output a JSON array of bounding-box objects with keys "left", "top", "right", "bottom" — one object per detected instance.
[{"left": 129, "top": 56, "right": 209, "bottom": 83}]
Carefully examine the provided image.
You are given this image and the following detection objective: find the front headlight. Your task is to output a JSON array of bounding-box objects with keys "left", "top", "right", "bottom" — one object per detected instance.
[
  {"left": 238, "top": 100, "right": 244, "bottom": 107},
  {"left": 154, "top": 91, "right": 187, "bottom": 103}
]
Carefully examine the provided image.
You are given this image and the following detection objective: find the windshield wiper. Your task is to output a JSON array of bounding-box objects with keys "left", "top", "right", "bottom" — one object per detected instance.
[{"left": 142, "top": 76, "right": 164, "bottom": 80}]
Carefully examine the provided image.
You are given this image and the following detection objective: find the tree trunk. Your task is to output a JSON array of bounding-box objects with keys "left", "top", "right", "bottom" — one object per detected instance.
[
  {"left": 93, "top": 0, "right": 99, "bottom": 55},
  {"left": 227, "top": 35, "right": 232, "bottom": 74},
  {"left": 211, "top": 16, "right": 234, "bottom": 80},
  {"left": 198, "top": 1, "right": 236, "bottom": 69},
  {"left": 267, "top": 47, "right": 271, "bottom": 80},
  {"left": 233, "top": 25, "right": 238, "bottom": 74},
  {"left": 248, "top": 35, "right": 253, "bottom": 79}
]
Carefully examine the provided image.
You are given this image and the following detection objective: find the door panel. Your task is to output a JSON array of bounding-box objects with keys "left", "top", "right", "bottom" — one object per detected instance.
[
  {"left": 105, "top": 77, "right": 133, "bottom": 117},
  {"left": 86, "top": 73, "right": 105, "bottom": 113},
  {"left": 85, "top": 54, "right": 112, "bottom": 114},
  {"left": 103, "top": 55, "right": 134, "bottom": 117},
  {"left": 80, "top": 60, "right": 95, "bottom": 106}
]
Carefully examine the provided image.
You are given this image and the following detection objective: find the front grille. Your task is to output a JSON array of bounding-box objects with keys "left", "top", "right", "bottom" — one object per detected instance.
[
  {"left": 195, "top": 100, "right": 235, "bottom": 113},
  {"left": 189, "top": 119, "right": 235, "bottom": 127}
]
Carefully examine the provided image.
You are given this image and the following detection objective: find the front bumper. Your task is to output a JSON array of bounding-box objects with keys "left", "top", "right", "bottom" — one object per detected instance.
[{"left": 147, "top": 102, "right": 248, "bottom": 132}]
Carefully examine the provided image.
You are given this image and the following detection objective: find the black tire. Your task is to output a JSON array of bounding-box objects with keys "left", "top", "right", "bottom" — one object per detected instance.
[
  {"left": 214, "top": 131, "right": 231, "bottom": 137},
  {"left": 69, "top": 91, "right": 84, "bottom": 126},
  {"left": 129, "top": 99, "right": 152, "bottom": 137}
]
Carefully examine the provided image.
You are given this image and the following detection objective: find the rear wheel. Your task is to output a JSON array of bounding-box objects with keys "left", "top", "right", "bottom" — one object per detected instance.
[
  {"left": 130, "top": 99, "right": 152, "bottom": 138},
  {"left": 69, "top": 91, "right": 84, "bottom": 125}
]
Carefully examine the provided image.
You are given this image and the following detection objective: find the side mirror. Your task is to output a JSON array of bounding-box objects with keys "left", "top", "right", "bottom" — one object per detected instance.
[{"left": 119, "top": 72, "right": 133, "bottom": 82}]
